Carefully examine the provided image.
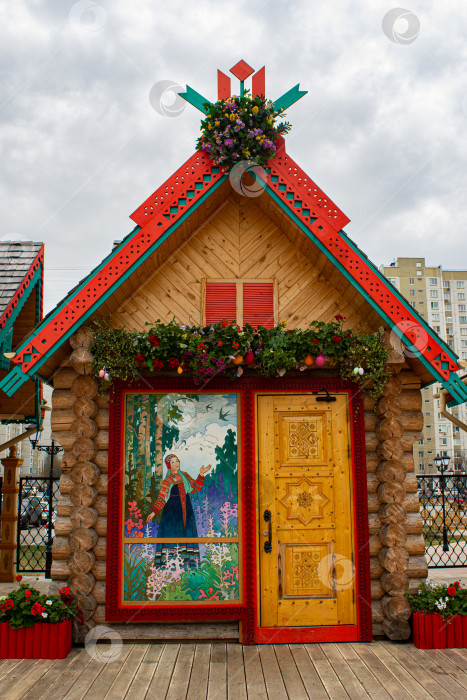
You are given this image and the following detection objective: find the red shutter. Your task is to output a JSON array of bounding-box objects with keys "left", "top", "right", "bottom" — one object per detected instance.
[
  {"left": 205, "top": 282, "right": 237, "bottom": 324},
  {"left": 243, "top": 283, "right": 275, "bottom": 329}
]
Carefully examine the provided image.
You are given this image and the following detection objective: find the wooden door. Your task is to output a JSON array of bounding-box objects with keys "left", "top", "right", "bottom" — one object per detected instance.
[{"left": 257, "top": 394, "right": 356, "bottom": 628}]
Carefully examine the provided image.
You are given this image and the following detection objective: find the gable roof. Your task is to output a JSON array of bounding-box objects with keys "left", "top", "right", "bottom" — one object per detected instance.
[
  {"left": 1, "top": 143, "right": 465, "bottom": 406},
  {"left": 0, "top": 241, "right": 43, "bottom": 423},
  {"left": 0, "top": 242, "right": 43, "bottom": 331}
]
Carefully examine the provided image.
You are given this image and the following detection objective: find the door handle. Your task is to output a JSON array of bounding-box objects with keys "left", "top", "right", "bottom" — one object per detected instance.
[{"left": 263, "top": 510, "right": 272, "bottom": 553}]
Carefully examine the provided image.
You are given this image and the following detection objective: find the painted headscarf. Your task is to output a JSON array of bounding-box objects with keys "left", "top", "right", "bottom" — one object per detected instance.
[{"left": 165, "top": 453, "right": 179, "bottom": 474}]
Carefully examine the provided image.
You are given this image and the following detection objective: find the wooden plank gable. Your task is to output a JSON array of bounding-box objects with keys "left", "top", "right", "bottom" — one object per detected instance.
[{"left": 111, "top": 194, "right": 382, "bottom": 334}]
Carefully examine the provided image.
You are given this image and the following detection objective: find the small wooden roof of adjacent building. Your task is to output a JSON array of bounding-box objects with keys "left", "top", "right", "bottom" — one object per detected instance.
[
  {"left": 0, "top": 135, "right": 465, "bottom": 407},
  {"left": 0, "top": 241, "right": 44, "bottom": 423}
]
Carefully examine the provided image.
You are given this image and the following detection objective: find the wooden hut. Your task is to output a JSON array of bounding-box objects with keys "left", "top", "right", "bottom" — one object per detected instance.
[{"left": 1, "top": 63, "right": 466, "bottom": 644}]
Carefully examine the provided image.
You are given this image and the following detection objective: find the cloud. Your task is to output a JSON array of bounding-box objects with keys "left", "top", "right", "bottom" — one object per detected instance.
[{"left": 168, "top": 422, "right": 236, "bottom": 479}]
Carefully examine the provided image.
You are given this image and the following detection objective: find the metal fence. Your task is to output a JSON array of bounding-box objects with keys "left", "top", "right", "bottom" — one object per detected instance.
[
  {"left": 16, "top": 476, "right": 59, "bottom": 576},
  {"left": 418, "top": 473, "right": 467, "bottom": 567}
]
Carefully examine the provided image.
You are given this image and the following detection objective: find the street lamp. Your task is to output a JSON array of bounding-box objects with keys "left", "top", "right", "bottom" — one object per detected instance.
[
  {"left": 434, "top": 454, "right": 450, "bottom": 553},
  {"left": 28, "top": 433, "right": 63, "bottom": 578}
]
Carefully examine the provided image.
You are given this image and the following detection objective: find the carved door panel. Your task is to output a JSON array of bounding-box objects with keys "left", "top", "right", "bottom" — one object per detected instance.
[{"left": 258, "top": 395, "right": 356, "bottom": 628}]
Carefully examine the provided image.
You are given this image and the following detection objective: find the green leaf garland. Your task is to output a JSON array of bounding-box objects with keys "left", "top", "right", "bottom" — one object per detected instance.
[{"left": 91, "top": 317, "right": 391, "bottom": 398}]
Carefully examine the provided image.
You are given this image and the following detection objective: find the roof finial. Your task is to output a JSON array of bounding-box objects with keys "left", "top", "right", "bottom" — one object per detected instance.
[{"left": 178, "top": 61, "right": 307, "bottom": 115}]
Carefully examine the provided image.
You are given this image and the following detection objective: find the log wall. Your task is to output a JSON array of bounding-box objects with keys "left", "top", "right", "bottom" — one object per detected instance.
[
  {"left": 365, "top": 363, "right": 428, "bottom": 640},
  {"left": 50, "top": 327, "right": 428, "bottom": 641},
  {"left": 51, "top": 328, "right": 108, "bottom": 637}
]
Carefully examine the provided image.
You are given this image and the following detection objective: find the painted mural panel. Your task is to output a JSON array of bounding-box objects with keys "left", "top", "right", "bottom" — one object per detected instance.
[{"left": 122, "top": 392, "right": 240, "bottom": 603}]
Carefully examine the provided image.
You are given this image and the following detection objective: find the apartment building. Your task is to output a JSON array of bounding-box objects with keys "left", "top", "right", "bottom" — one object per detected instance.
[{"left": 380, "top": 258, "right": 467, "bottom": 474}]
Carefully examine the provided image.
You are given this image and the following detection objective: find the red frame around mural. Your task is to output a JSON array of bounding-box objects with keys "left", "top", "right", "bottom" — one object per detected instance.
[{"left": 105, "top": 376, "right": 371, "bottom": 644}]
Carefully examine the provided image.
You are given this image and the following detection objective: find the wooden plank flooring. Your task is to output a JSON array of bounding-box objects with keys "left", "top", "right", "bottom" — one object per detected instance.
[{"left": 2, "top": 641, "right": 467, "bottom": 699}]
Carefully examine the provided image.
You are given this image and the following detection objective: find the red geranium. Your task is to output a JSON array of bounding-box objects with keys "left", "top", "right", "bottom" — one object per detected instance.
[
  {"left": 197, "top": 344, "right": 205, "bottom": 350},
  {"left": 152, "top": 359, "right": 164, "bottom": 371},
  {"left": 218, "top": 340, "right": 223, "bottom": 346},
  {"left": 0, "top": 599, "right": 14, "bottom": 613},
  {"left": 30, "top": 602, "right": 45, "bottom": 616},
  {"left": 335, "top": 314, "right": 346, "bottom": 321},
  {"left": 311, "top": 339, "right": 320, "bottom": 345},
  {"left": 447, "top": 585, "right": 457, "bottom": 596},
  {"left": 24, "top": 590, "right": 32, "bottom": 599},
  {"left": 149, "top": 334, "right": 160, "bottom": 347},
  {"left": 59, "top": 587, "right": 71, "bottom": 598},
  {"left": 135, "top": 353, "right": 146, "bottom": 364},
  {"left": 332, "top": 335, "right": 342, "bottom": 343},
  {"left": 232, "top": 342, "right": 239, "bottom": 349},
  {"left": 220, "top": 320, "right": 228, "bottom": 328},
  {"left": 15, "top": 575, "right": 22, "bottom": 582},
  {"left": 168, "top": 357, "right": 180, "bottom": 368}
]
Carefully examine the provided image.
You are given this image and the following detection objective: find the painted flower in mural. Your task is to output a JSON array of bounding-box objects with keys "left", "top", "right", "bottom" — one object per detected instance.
[{"left": 198, "top": 587, "right": 221, "bottom": 601}]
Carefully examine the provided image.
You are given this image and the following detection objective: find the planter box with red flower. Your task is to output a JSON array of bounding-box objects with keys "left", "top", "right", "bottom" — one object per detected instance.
[
  {"left": 407, "top": 580, "right": 467, "bottom": 649},
  {"left": 0, "top": 619, "right": 72, "bottom": 659},
  {"left": 0, "top": 578, "right": 81, "bottom": 659}
]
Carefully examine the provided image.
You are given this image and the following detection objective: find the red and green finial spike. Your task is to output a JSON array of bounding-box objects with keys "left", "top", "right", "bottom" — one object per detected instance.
[{"left": 178, "top": 61, "right": 307, "bottom": 115}]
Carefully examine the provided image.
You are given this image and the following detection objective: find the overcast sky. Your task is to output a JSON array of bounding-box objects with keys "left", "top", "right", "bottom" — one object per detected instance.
[{"left": 2, "top": 1, "right": 467, "bottom": 311}]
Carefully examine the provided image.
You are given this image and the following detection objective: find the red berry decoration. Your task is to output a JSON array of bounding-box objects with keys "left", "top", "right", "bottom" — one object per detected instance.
[{"left": 244, "top": 349, "right": 255, "bottom": 366}]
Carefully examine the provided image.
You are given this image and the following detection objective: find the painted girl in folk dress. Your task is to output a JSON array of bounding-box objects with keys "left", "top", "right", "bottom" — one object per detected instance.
[{"left": 146, "top": 454, "right": 211, "bottom": 567}]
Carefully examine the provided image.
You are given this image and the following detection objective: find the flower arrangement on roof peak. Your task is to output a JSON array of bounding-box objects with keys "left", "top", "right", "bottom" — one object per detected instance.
[{"left": 196, "top": 90, "right": 291, "bottom": 169}]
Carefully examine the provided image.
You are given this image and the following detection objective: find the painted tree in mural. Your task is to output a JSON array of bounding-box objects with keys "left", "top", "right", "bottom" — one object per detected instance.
[
  {"left": 125, "top": 393, "right": 199, "bottom": 518},
  {"left": 202, "top": 428, "right": 237, "bottom": 498},
  {"left": 215, "top": 428, "right": 237, "bottom": 495}
]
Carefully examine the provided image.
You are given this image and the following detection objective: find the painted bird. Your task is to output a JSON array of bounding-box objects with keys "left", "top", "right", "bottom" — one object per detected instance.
[{"left": 219, "top": 408, "right": 230, "bottom": 421}]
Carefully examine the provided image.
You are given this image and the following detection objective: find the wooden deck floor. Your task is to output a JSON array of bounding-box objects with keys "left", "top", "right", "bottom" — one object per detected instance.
[{"left": 2, "top": 640, "right": 467, "bottom": 700}]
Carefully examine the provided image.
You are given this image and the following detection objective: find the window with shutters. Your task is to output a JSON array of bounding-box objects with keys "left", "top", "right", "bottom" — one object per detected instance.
[{"left": 203, "top": 279, "right": 276, "bottom": 328}]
